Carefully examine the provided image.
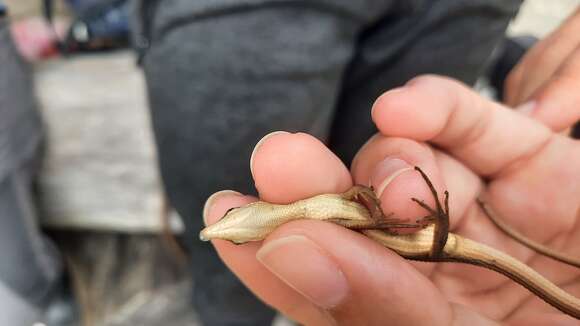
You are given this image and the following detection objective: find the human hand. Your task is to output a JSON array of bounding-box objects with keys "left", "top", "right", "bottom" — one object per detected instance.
[
  {"left": 203, "top": 76, "right": 580, "bottom": 325},
  {"left": 505, "top": 7, "right": 580, "bottom": 132}
]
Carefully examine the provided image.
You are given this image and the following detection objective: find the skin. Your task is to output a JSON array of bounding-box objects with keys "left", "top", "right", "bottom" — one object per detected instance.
[
  {"left": 202, "top": 17, "right": 580, "bottom": 326},
  {"left": 505, "top": 7, "right": 580, "bottom": 131}
]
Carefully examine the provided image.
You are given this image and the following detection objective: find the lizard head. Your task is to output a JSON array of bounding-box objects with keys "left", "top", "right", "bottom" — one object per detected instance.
[{"left": 199, "top": 202, "right": 278, "bottom": 244}]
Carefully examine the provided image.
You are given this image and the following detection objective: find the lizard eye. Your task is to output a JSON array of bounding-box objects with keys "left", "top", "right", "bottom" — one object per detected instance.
[
  {"left": 223, "top": 207, "right": 239, "bottom": 217},
  {"left": 218, "top": 207, "right": 241, "bottom": 221}
]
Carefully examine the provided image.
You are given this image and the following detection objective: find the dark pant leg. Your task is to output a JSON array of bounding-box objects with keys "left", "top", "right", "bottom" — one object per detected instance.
[
  {"left": 0, "top": 165, "right": 61, "bottom": 307},
  {"left": 0, "top": 168, "right": 51, "bottom": 325},
  {"left": 329, "top": 0, "right": 523, "bottom": 164},
  {"left": 134, "top": 1, "right": 376, "bottom": 324},
  {"left": 0, "top": 17, "right": 60, "bottom": 323}
]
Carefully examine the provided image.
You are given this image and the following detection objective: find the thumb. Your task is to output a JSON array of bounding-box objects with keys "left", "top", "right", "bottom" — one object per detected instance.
[{"left": 256, "top": 220, "right": 495, "bottom": 325}]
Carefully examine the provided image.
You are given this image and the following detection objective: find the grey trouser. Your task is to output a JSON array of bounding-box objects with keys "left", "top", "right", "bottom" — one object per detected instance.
[
  {"left": 0, "top": 165, "right": 62, "bottom": 325},
  {"left": 134, "top": 0, "right": 522, "bottom": 324},
  {"left": 0, "top": 17, "right": 61, "bottom": 324}
]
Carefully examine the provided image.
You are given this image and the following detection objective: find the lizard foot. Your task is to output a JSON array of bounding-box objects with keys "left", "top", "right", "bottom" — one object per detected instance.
[{"left": 411, "top": 166, "right": 450, "bottom": 259}]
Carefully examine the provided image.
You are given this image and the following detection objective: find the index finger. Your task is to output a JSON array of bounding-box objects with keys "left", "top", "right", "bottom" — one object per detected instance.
[{"left": 371, "top": 75, "right": 554, "bottom": 176}]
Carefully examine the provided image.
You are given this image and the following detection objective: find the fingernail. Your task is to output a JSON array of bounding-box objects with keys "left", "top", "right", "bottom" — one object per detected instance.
[
  {"left": 371, "top": 87, "right": 405, "bottom": 118},
  {"left": 257, "top": 235, "right": 348, "bottom": 309},
  {"left": 515, "top": 101, "right": 536, "bottom": 115},
  {"left": 250, "top": 131, "right": 288, "bottom": 176},
  {"left": 369, "top": 157, "right": 413, "bottom": 198},
  {"left": 202, "top": 190, "right": 242, "bottom": 226}
]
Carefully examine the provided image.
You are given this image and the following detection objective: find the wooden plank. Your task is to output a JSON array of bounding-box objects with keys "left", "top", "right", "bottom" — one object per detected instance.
[{"left": 35, "top": 51, "right": 182, "bottom": 233}]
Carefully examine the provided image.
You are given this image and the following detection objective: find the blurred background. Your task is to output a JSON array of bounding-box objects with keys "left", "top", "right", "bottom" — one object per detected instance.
[{"left": 1, "top": 0, "right": 579, "bottom": 325}]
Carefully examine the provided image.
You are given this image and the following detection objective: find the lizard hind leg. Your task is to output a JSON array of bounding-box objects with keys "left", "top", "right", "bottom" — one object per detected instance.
[{"left": 411, "top": 167, "right": 451, "bottom": 259}]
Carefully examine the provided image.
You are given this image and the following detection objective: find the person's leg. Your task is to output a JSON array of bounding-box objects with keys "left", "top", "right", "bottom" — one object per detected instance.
[
  {"left": 329, "top": 0, "right": 523, "bottom": 164},
  {"left": 132, "top": 1, "right": 393, "bottom": 324},
  {"left": 0, "top": 164, "right": 62, "bottom": 318},
  {"left": 0, "top": 15, "right": 62, "bottom": 324}
]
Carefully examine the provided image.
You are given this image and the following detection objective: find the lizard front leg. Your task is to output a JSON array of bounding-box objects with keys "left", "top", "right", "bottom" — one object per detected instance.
[
  {"left": 339, "top": 177, "right": 443, "bottom": 234},
  {"left": 341, "top": 167, "right": 451, "bottom": 258}
]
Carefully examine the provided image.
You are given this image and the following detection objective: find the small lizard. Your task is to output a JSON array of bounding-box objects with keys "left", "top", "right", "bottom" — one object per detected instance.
[{"left": 200, "top": 167, "right": 580, "bottom": 319}]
